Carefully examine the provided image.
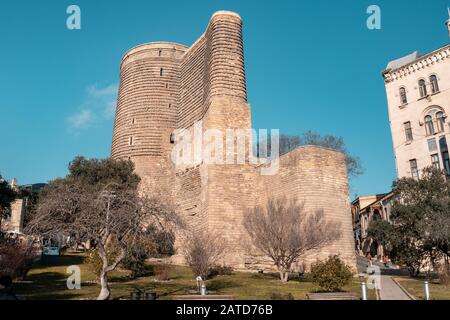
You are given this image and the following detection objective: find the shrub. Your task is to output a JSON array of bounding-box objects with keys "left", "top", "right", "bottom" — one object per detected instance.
[
  {"left": 183, "top": 230, "right": 226, "bottom": 280},
  {"left": 208, "top": 265, "right": 233, "bottom": 278},
  {"left": 0, "top": 241, "right": 36, "bottom": 280},
  {"left": 270, "top": 292, "right": 295, "bottom": 300},
  {"left": 86, "top": 239, "right": 153, "bottom": 278},
  {"left": 86, "top": 244, "right": 119, "bottom": 277},
  {"left": 437, "top": 263, "right": 450, "bottom": 286},
  {"left": 121, "top": 243, "right": 150, "bottom": 278},
  {"left": 153, "top": 264, "right": 172, "bottom": 281},
  {"left": 310, "top": 255, "right": 353, "bottom": 292}
]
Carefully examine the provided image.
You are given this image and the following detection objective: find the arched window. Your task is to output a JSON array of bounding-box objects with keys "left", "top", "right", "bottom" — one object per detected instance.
[
  {"left": 436, "top": 111, "right": 445, "bottom": 132},
  {"left": 430, "top": 75, "right": 439, "bottom": 93},
  {"left": 419, "top": 79, "right": 427, "bottom": 98},
  {"left": 372, "top": 209, "right": 382, "bottom": 222},
  {"left": 399, "top": 87, "right": 408, "bottom": 105},
  {"left": 425, "top": 115, "right": 434, "bottom": 135}
]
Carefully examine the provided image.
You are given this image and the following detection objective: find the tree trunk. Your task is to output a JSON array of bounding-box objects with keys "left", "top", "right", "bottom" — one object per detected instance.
[
  {"left": 279, "top": 270, "right": 289, "bottom": 283},
  {"left": 97, "top": 270, "right": 110, "bottom": 300},
  {"left": 96, "top": 241, "right": 111, "bottom": 300}
]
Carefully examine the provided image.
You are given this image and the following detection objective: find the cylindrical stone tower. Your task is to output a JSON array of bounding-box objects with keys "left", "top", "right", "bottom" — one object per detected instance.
[
  {"left": 111, "top": 42, "right": 187, "bottom": 193},
  {"left": 206, "top": 11, "right": 247, "bottom": 102}
]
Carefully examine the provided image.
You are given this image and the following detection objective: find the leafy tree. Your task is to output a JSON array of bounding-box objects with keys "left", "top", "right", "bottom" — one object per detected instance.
[
  {"left": 26, "top": 157, "right": 180, "bottom": 300},
  {"left": 367, "top": 219, "right": 394, "bottom": 250},
  {"left": 243, "top": 197, "right": 341, "bottom": 282},
  {"left": 368, "top": 167, "right": 450, "bottom": 276},
  {"left": 279, "top": 131, "right": 363, "bottom": 177}
]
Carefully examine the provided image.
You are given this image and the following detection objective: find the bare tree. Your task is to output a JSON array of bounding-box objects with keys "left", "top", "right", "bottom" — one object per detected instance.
[
  {"left": 243, "top": 197, "right": 341, "bottom": 282},
  {"left": 182, "top": 229, "right": 227, "bottom": 280},
  {"left": 26, "top": 180, "right": 179, "bottom": 300}
]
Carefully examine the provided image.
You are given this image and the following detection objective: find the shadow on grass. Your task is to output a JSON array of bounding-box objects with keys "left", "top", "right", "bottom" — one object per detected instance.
[
  {"left": 37, "top": 255, "right": 85, "bottom": 268},
  {"left": 207, "top": 278, "right": 242, "bottom": 291},
  {"left": 14, "top": 271, "right": 97, "bottom": 300}
]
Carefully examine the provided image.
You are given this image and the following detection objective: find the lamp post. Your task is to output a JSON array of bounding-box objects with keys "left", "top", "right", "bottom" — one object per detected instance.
[
  {"left": 361, "top": 282, "right": 367, "bottom": 300},
  {"left": 424, "top": 281, "right": 430, "bottom": 300}
]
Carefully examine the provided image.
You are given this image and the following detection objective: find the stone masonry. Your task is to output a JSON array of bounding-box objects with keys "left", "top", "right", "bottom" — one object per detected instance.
[{"left": 111, "top": 11, "right": 356, "bottom": 270}]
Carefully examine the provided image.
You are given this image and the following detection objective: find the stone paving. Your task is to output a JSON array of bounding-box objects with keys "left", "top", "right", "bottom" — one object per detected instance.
[
  {"left": 357, "top": 255, "right": 411, "bottom": 300},
  {"left": 379, "top": 275, "right": 411, "bottom": 300}
]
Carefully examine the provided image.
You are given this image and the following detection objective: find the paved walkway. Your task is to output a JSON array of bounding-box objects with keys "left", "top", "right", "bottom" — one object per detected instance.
[
  {"left": 357, "top": 255, "right": 411, "bottom": 300},
  {"left": 379, "top": 275, "right": 411, "bottom": 300}
]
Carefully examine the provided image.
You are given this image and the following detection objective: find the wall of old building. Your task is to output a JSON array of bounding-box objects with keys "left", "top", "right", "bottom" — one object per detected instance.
[
  {"left": 2, "top": 199, "right": 25, "bottom": 233},
  {"left": 384, "top": 45, "right": 450, "bottom": 179},
  {"left": 248, "top": 147, "right": 356, "bottom": 271}
]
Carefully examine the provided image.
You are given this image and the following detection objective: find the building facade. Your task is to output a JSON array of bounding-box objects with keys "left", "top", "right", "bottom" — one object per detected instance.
[
  {"left": 111, "top": 11, "right": 356, "bottom": 270},
  {"left": 351, "top": 193, "right": 394, "bottom": 260},
  {"left": 0, "top": 178, "right": 46, "bottom": 234},
  {"left": 383, "top": 41, "right": 450, "bottom": 179}
]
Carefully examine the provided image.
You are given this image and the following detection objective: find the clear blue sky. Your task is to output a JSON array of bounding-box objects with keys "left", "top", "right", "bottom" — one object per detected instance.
[{"left": 0, "top": 0, "right": 449, "bottom": 197}]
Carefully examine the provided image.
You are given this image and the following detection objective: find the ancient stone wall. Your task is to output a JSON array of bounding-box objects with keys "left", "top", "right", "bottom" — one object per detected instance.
[{"left": 249, "top": 147, "right": 356, "bottom": 270}]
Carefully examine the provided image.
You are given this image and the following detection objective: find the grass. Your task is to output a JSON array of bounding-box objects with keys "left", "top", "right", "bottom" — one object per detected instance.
[
  {"left": 13, "top": 253, "right": 376, "bottom": 300},
  {"left": 394, "top": 276, "right": 450, "bottom": 300}
]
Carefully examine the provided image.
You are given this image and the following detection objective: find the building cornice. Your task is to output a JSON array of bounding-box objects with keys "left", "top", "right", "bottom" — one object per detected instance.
[{"left": 382, "top": 44, "right": 450, "bottom": 83}]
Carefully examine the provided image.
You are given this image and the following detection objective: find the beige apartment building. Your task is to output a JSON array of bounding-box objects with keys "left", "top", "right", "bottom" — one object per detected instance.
[{"left": 383, "top": 34, "right": 450, "bottom": 179}]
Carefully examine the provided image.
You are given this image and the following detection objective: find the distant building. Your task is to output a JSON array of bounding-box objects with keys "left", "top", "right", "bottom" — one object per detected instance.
[
  {"left": 1, "top": 178, "right": 46, "bottom": 234},
  {"left": 382, "top": 17, "right": 450, "bottom": 179},
  {"left": 351, "top": 193, "right": 394, "bottom": 260}
]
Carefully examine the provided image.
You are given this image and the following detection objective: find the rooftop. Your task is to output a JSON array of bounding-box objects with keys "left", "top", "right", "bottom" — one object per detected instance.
[{"left": 386, "top": 51, "right": 420, "bottom": 70}]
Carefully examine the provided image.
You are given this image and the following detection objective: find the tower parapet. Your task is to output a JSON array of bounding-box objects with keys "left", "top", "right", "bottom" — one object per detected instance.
[{"left": 206, "top": 11, "right": 247, "bottom": 101}]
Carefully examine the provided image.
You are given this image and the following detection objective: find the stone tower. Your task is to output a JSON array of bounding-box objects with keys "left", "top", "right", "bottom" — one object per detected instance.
[{"left": 111, "top": 11, "right": 356, "bottom": 270}]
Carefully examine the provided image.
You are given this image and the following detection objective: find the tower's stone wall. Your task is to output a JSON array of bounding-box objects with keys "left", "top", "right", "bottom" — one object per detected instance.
[
  {"left": 249, "top": 147, "right": 356, "bottom": 270},
  {"left": 111, "top": 11, "right": 356, "bottom": 271}
]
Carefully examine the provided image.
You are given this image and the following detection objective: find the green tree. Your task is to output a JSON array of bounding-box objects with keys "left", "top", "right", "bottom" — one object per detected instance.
[
  {"left": 368, "top": 167, "right": 450, "bottom": 276},
  {"left": 367, "top": 219, "right": 394, "bottom": 250},
  {"left": 26, "top": 157, "right": 179, "bottom": 300}
]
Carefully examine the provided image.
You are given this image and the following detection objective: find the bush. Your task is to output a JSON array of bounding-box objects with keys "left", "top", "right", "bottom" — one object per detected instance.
[
  {"left": 208, "top": 265, "right": 233, "bottom": 278},
  {"left": 86, "top": 239, "right": 152, "bottom": 278},
  {"left": 270, "top": 292, "right": 295, "bottom": 300},
  {"left": 183, "top": 230, "right": 226, "bottom": 280},
  {"left": 121, "top": 244, "right": 149, "bottom": 278},
  {"left": 153, "top": 264, "right": 172, "bottom": 281},
  {"left": 310, "top": 255, "right": 353, "bottom": 292},
  {"left": 437, "top": 263, "right": 450, "bottom": 286},
  {"left": 85, "top": 244, "right": 119, "bottom": 277},
  {"left": 0, "top": 241, "right": 36, "bottom": 280}
]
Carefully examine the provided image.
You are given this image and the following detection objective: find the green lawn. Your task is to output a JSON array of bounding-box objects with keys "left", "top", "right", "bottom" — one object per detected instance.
[
  {"left": 13, "top": 253, "right": 375, "bottom": 300},
  {"left": 394, "top": 276, "right": 450, "bottom": 300}
]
